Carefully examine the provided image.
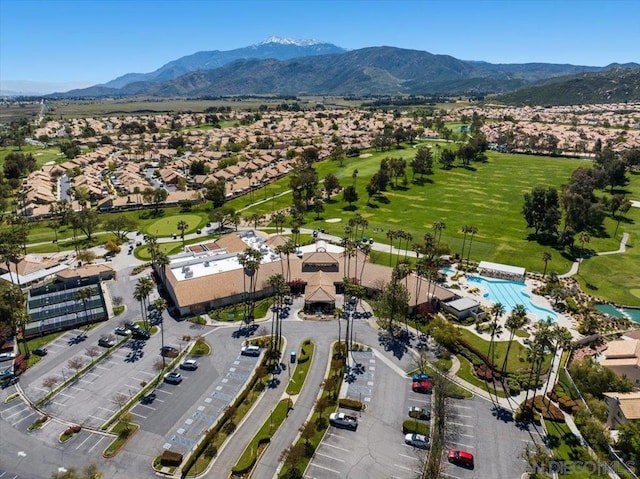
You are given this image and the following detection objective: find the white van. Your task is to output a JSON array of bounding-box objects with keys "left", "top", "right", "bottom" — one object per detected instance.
[{"left": 240, "top": 345, "right": 261, "bottom": 357}]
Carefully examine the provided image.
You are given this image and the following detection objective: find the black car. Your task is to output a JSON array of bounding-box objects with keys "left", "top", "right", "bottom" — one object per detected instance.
[
  {"left": 33, "top": 347, "right": 48, "bottom": 356},
  {"left": 132, "top": 329, "right": 150, "bottom": 340},
  {"left": 161, "top": 346, "right": 179, "bottom": 358}
]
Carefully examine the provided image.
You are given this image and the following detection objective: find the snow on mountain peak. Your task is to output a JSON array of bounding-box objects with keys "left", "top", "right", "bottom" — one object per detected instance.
[{"left": 259, "top": 36, "right": 322, "bottom": 46}]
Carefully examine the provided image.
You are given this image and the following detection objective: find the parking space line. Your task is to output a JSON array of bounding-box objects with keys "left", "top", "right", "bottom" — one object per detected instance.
[
  {"left": 155, "top": 389, "right": 173, "bottom": 395},
  {"left": 398, "top": 453, "right": 419, "bottom": 461},
  {"left": 76, "top": 434, "right": 93, "bottom": 450},
  {"left": 320, "top": 442, "right": 350, "bottom": 452},
  {"left": 137, "top": 370, "right": 156, "bottom": 376},
  {"left": 53, "top": 401, "right": 66, "bottom": 407},
  {"left": 130, "top": 411, "right": 147, "bottom": 419},
  {"left": 97, "top": 406, "right": 115, "bottom": 412},
  {"left": 457, "top": 433, "right": 474, "bottom": 438},
  {"left": 450, "top": 404, "right": 472, "bottom": 409},
  {"left": 5, "top": 407, "right": 28, "bottom": 419},
  {"left": 12, "top": 412, "right": 35, "bottom": 426},
  {"left": 448, "top": 441, "right": 474, "bottom": 449},
  {"left": 393, "top": 464, "right": 414, "bottom": 472},
  {"left": 138, "top": 404, "right": 156, "bottom": 411},
  {"left": 88, "top": 414, "right": 106, "bottom": 421},
  {"left": 3, "top": 403, "right": 25, "bottom": 412},
  {"left": 448, "top": 421, "right": 473, "bottom": 427},
  {"left": 58, "top": 392, "right": 74, "bottom": 398},
  {"left": 451, "top": 414, "right": 472, "bottom": 418},
  {"left": 88, "top": 436, "right": 106, "bottom": 453},
  {"left": 408, "top": 398, "right": 430, "bottom": 404},
  {"left": 125, "top": 384, "right": 140, "bottom": 389},
  {"left": 308, "top": 463, "right": 340, "bottom": 474},
  {"left": 69, "top": 386, "right": 86, "bottom": 392},
  {"left": 315, "top": 452, "right": 344, "bottom": 462},
  {"left": 95, "top": 365, "right": 110, "bottom": 370},
  {"left": 441, "top": 473, "right": 463, "bottom": 479},
  {"left": 33, "top": 386, "right": 48, "bottom": 392}
]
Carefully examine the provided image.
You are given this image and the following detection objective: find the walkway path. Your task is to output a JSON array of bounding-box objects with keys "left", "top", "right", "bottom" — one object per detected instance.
[{"left": 558, "top": 232, "right": 629, "bottom": 279}]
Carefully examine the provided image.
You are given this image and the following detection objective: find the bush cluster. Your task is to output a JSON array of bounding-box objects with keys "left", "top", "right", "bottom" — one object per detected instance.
[
  {"left": 160, "top": 450, "right": 183, "bottom": 467},
  {"left": 337, "top": 398, "right": 364, "bottom": 411},
  {"left": 521, "top": 396, "right": 565, "bottom": 422}
]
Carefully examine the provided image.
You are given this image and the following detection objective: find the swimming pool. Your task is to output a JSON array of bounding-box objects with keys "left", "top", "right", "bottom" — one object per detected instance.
[
  {"left": 467, "top": 276, "right": 557, "bottom": 322},
  {"left": 595, "top": 304, "right": 640, "bottom": 324}
]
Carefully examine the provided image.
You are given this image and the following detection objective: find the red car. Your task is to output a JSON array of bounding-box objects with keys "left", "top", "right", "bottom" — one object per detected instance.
[
  {"left": 411, "top": 379, "right": 434, "bottom": 393},
  {"left": 448, "top": 449, "right": 474, "bottom": 467}
]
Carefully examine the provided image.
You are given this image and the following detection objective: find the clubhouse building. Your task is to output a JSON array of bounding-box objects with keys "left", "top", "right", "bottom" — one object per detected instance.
[{"left": 161, "top": 230, "right": 457, "bottom": 317}]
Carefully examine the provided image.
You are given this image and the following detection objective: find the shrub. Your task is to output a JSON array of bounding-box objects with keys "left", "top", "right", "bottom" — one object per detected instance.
[
  {"left": 402, "top": 420, "right": 430, "bottom": 435},
  {"left": 222, "top": 421, "right": 236, "bottom": 435},
  {"left": 204, "top": 443, "right": 218, "bottom": 458},
  {"left": 255, "top": 381, "right": 266, "bottom": 392},
  {"left": 521, "top": 396, "right": 565, "bottom": 422},
  {"left": 160, "top": 450, "right": 183, "bottom": 467},
  {"left": 508, "top": 380, "right": 521, "bottom": 396},
  {"left": 338, "top": 398, "right": 364, "bottom": 411},
  {"left": 71, "top": 425, "right": 81, "bottom": 433},
  {"left": 315, "top": 417, "right": 328, "bottom": 430}
]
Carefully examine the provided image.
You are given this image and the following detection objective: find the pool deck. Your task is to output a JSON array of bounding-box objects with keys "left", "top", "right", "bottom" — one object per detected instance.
[{"left": 445, "top": 269, "right": 581, "bottom": 342}]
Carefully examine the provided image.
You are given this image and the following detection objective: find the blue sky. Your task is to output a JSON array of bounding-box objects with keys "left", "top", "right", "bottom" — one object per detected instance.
[{"left": 1, "top": 0, "right": 639, "bottom": 84}]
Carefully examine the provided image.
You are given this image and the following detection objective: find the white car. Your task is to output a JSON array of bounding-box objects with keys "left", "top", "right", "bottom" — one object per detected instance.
[
  {"left": 180, "top": 359, "right": 198, "bottom": 370},
  {"left": 405, "top": 433, "right": 430, "bottom": 449},
  {"left": 240, "top": 345, "right": 261, "bottom": 357},
  {"left": 0, "top": 352, "right": 16, "bottom": 362}
]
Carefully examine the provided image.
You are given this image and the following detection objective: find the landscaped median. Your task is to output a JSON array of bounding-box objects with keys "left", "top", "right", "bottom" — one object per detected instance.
[
  {"left": 231, "top": 339, "right": 315, "bottom": 477},
  {"left": 278, "top": 342, "right": 346, "bottom": 479},
  {"left": 179, "top": 336, "right": 282, "bottom": 477}
]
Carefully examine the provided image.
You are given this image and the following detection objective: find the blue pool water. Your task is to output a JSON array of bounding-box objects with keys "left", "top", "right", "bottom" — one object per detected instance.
[
  {"left": 467, "top": 276, "right": 557, "bottom": 322},
  {"left": 595, "top": 304, "right": 640, "bottom": 324}
]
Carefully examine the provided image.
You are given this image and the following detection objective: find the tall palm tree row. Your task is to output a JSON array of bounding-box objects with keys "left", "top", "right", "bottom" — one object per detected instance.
[
  {"left": 154, "top": 298, "right": 168, "bottom": 367},
  {"left": 501, "top": 304, "right": 529, "bottom": 376},
  {"left": 238, "top": 247, "right": 263, "bottom": 324},
  {"left": 133, "top": 276, "right": 154, "bottom": 330}
]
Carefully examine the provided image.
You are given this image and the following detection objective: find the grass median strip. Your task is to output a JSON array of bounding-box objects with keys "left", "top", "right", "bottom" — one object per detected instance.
[
  {"left": 286, "top": 339, "right": 315, "bottom": 396},
  {"left": 231, "top": 399, "right": 293, "bottom": 475},
  {"left": 231, "top": 339, "right": 315, "bottom": 476}
]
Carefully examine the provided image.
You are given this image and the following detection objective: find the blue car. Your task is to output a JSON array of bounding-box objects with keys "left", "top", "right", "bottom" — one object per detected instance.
[{"left": 412, "top": 372, "right": 431, "bottom": 382}]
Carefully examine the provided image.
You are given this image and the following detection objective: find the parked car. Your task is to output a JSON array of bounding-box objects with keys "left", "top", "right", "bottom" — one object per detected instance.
[
  {"left": 179, "top": 359, "right": 198, "bottom": 370},
  {"left": 405, "top": 433, "right": 430, "bottom": 449},
  {"left": 113, "top": 327, "right": 131, "bottom": 336},
  {"left": 132, "top": 329, "right": 150, "bottom": 340},
  {"left": 412, "top": 372, "right": 431, "bottom": 382},
  {"left": 329, "top": 412, "right": 358, "bottom": 431},
  {"left": 33, "top": 347, "right": 48, "bottom": 356},
  {"left": 160, "top": 346, "right": 179, "bottom": 358},
  {"left": 0, "top": 368, "right": 15, "bottom": 381},
  {"left": 0, "top": 352, "right": 16, "bottom": 362},
  {"left": 408, "top": 406, "right": 431, "bottom": 420},
  {"left": 164, "top": 371, "right": 182, "bottom": 384},
  {"left": 98, "top": 337, "right": 116, "bottom": 348},
  {"left": 412, "top": 379, "right": 434, "bottom": 393},
  {"left": 448, "top": 449, "right": 474, "bottom": 467},
  {"left": 240, "top": 345, "right": 261, "bottom": 357},
  {"left": 124, "top": 321, "right": 140, "bottom": 331}
]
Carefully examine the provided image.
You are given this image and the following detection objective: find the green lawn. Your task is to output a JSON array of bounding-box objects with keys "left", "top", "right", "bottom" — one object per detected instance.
[
  {"left": 544, "top": 419, "right": 608, "bottom": 479},
  {"left": 232, "top": 145, "right": 610, "bottom": 274},
  {"left": 455, "top": 355, "right": 508, "bottom": 398},
  {"left": 146, "top": 214, "right": 204, "bottom": 236},
  {"left": 286, "top": 341, "right": 315, "bottom": 395},
  {"left": 457, "top": 328, "right": 551, "bottom": 374},
  {"left": 0, "top": 145, "right": 63, "bottom": 169}
]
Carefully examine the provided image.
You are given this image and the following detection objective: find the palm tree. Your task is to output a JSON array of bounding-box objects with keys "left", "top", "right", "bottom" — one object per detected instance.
[
  {"left": 177, "top": 220, "right": 189, "bottom": 247},
  {"left": 542, "top": 252, "right": 552, "bottom": 278},
  {"left": 488, "top": 303, "right": 505, "bottom": 363},
  {"left": 522, "top": 340, "right": 545, "bottom": 418},
  {"left": 386, "top": 230, "right": 397, "bottom": 266},
  {"left": 487, "top": 318, "right": 503, "bottom": 401},
  {"left": 460, "top": 224, "right": 471, "bottom": 266},
  {"left": 577, "top": 231, "right": 590, "bottom": 272},
  {"left": 541, "top": 324, "right": 573, "bottom": 400},
  {"left": 75, "top": 287, "right": 94, "bottom": 325},
  {"left": 465, "top": 226, "right": 478, "bottom": 266},
  {"left": 133, "top": 277, "right": 154, "bottom": 330},
  {"left": 238, "top": 247, "right": 263, "bottom": 324},
  {"left": 432, "top": 220, "right": 446, "bottom": 247},
  {"left": 154, "top": 298, "right": 168, "bottom": 367},
  {"left": 501, "top": 304, "right": 529, "bottom": 376}
]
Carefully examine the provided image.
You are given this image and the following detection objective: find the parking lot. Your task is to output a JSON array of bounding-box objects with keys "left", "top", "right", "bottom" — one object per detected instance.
[
  {"left": 306, "top": 348, "right": 425, "bottom": 479},
  {"left": 441, "top": 397, "right": 546, "bottom": 479}
]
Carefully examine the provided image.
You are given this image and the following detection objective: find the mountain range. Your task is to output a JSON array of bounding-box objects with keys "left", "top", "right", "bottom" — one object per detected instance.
[{"left": 45, "top": 37, "right": 640, "bottom": 104}]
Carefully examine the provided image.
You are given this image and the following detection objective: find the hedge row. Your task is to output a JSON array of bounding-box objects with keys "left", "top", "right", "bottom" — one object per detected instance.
[
  {"left": 338, "top": 398, "right": 364, "bottom": 411},
  {"left": 402, "top": 420, "right": 430, "bottom": 435},
  {"left": 521, "top": 395, "right": 565, "bottom": 422}
]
